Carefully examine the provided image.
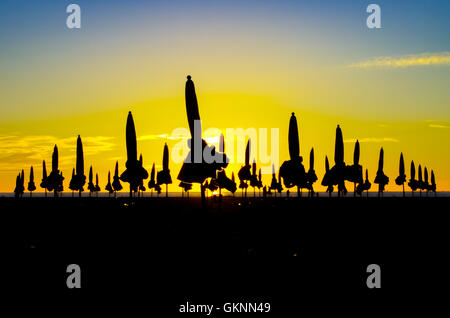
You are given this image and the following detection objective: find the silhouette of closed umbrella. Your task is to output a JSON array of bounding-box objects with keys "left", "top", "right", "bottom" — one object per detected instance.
[
  {"left": 212, "top": 133, "right": 235, "bottom": 198},
  {"left": 87, "top": 166, "right": 95, "bottom": 197},
  {"left": 269, "top": 165, "right": 282, "bottom": 196},
  {"left": 323, "top": 125, "right": 348, "bottom": 196},
  {"left": 277, "top": 169, "right": 283, "bottom": 194},
  {"left": 249, "top": 159, "right": 259, "bottom": 197},
  {"left": 306, "top": 148, "right": 318, "bottom": 197},
  {"left": 257, "top": 168, "right": 263, "bottom": 195},
  {"left": 279, "top": 113, "right": 307, "bottom": 197},
  {"left": 28, "top": 166, "right": 36, "bottom": 197},
  {"left": 94, "top": 173, "right": 100, "bottom": 196},
  {"left": 14, "top": 170, "right": 25, "bottom": 198},
  {"left": 347, "top": 140, "right": 363, "bottom": 196},
  {"left": 374, "top": 147, "right": 389, "bottom": 197},
  {"left": 69, "top": 168, "right": 77, "bottom": 197},
  {"left": 417, "top": 164, "right": 424, "bottom": 196},
  {"left": 321, "top": 156, "right": 333, "bottom": 197},
  {"left": 112, "top": 161, "right": 123, "bottom": 196},
  {"left": 177, "top": 76, "right": 228, "bottom": 203},
  {"left": 40, "top": 160, "right": 48, "bottom": 197},
  {"left": 105, "top": 171, "right": 113, "bottom": 196},
  {"left": 70, "top": 135, "right": 87, "bottom": 197},
  {"left": 408, "top": 161, "right": 418, "bottom": 195},
  {"left": 395, "top": 153, "right": 407, "bottom": 197},
  {"left": 238, "top": 139, "right": 252, "bottom": 197},
  {"left": 46, "top": 145, "right": 64, "bottom": 197},
  {"left": 157, "top": 143, "right": 172, "bottom": 197},
  {"left": 147, "top": 163, "right": 157, "bottom": 196},
  {"left": 13, "top": 173, "right": 19, "bottom": 198},
  {"left": 120, "top": 111, "right": 149, "bottom": 197},
  {"left": 356, "top": 169, "right": 372, "bottom": 196},
  {"left": 423, "top": 167, "right": 430, "bottom": 196},
  {"left": 430, "top": 170, "right": 436, "bottom": 196},
  {"left": 138, "top": 154, "right": 146, "bottom": 197}
]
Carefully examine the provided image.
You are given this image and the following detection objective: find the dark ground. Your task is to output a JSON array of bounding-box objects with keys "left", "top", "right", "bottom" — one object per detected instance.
[{"left": 4, "top": 195, "right": 449, "bottom": 313}]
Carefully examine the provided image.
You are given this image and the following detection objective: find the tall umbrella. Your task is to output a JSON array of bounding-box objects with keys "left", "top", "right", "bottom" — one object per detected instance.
[
  {"left": 73, "top": 135, "right": 86, "bottom": 196},
  {"left": 177, "top": 76, "right": 228, "bottom": 204},
  {"left": 279, "top": 112, "right": 306, "bottom": 196},
  {"left": 120, "top": 111, "right": 148, "bottom": 197}
]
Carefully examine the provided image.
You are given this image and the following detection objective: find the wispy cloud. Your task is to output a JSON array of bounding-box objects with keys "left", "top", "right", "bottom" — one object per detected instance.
[
  {"left": 349, "top": 52, "right": 450, "bottom": 68},
  {"left": 344, "top": 137, "right": 399, "bottom": 143},
  {"left": 137, "top": 134, "right": 186, "bottom": 141},
  {"left": 429, "top": 124, "right": 449, "bottom": 129}
]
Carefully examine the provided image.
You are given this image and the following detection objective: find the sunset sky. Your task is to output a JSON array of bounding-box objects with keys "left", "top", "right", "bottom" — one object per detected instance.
[{"left": 1, "top": 0, "right": 449, "bottom": 193}]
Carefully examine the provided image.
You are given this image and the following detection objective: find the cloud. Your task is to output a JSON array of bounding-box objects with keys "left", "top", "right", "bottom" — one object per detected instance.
[
  {"left": 344, "top": 137, "right": 399, "bottom": 143},
  {"left": 429, "top": 124, "right": 449, "bottom": 129},
  {"left": 349, "top": 52, "right": 450, "bottom": 68},
  {"left": 0, "top": 135, "right": 115, "bottom": 171},
  {"left": 137, "top": 134, "right": 186, "bottom": 141}
]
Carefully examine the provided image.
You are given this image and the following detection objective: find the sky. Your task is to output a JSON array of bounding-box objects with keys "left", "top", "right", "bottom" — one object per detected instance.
[{"left": 0, "top": 0, "right": 449, "bottom": 193}]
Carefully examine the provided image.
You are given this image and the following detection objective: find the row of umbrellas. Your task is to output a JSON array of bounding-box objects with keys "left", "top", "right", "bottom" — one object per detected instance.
[{"left": 13, "top": 75, "right": 437, "bottom": 199}]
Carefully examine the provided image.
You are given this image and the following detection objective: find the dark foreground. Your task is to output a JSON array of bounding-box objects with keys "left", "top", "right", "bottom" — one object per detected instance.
[{"left": 5, "top": 196, "right": 449, "bottom": 312}]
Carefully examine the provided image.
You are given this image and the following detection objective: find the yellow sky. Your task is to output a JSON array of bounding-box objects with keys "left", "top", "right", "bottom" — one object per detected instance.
[{"left": 1, "top": 87, "right": 449, "bottom": 193}]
